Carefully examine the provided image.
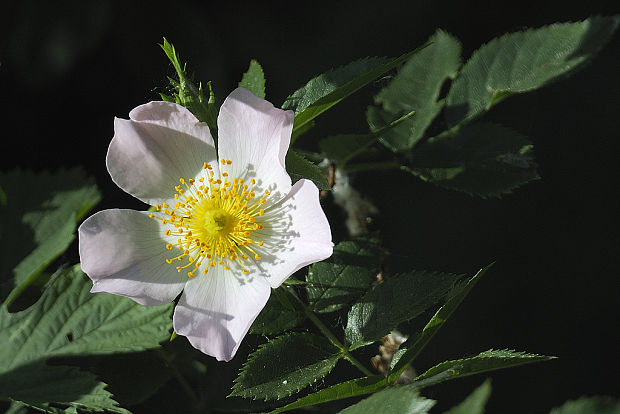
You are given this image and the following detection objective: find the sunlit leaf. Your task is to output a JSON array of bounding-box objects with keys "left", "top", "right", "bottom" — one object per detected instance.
[
  {"left": 0, "top": 265, "right": 172, "bottom": 411},
  {"left": 345, "top": 270, "right": 462, "bottom": 350},
  {"left": 340, "top": 385, "right": 435, "bottom": 414},
  {"left": 442, "top": 380, "right": 491, "bottom": 414},
  {"left": 231, "top": 332, "right": 341, "bottom": 401},
  {"left": 368, "top": 30, "right": 461, "bottom": 151},
  {"left": 389, "top": 265, "right": 492, "bottom": 382},
  {"left": 270, "top": 375, "right": 387, "bottom": 413},
  {"left": 0, "top": 168, "right": 101, "bottom": 304},
  {"left": 239, "top": 59, "right": 266, "bottom": 99},
  {"left": 306, "top": 237, "right": 380, "bottom": 313},
  {"left": 414, "top": 349, "right": 556, "bottom": 387},
  {"left": 285, "top": 150, "right": 330, "bottom": 190},
  {"left": 446, "top": 17, "right": 620, "bottom": 125}
]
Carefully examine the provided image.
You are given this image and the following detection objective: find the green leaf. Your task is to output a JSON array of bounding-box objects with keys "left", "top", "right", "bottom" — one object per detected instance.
[
  {"left": 339, "top": 386, "right": 436, "bottom": 414},
  {"left": 160, "top": 38, "right": 218, "bottom": 138},
  {"left": 389, "top": 265, "right": 492, "bottom": 383},
  {"left": 285, "top": 150, "right": 330, "bottom": 190},
  {"left": 345, "top": 270, "right": 463, "bottom": 350},
  {"left": 269, "top": 375, "right": 387, "bottom": 413},
  {"left": 0, "top": 168, "right": 101, "bottom": 305},
  {"left": 368, "top": 30, "right": 462, "bottom": 151},
  {"left": 319, "top": 110, "right": 415, "bottom": 166},
  {"left": 239, "top": 59, "right": 266, "bottom": 99},
  {"left": 550, "top": 396, "right": 620, "bottom": 414},
  {"left": 283, "top": 43, "right": 430, "bottom": 141},
  {"left": 0, "top": 265, "right": 171, "bottom": 411},
  {"left": 249, "top": 293, "right": 305, "bottom": 335},
  {"left": 442, "top": 380, "right": 492, "bottom": 414},
  {"left": 231, "top": 332, "right": 341, "bottom": 401},
  {"left": 306, "top": 237, "right": 381, "bottom": 313},
  {"left": 414, "top": 349, "right": 556, "bottom": 386},
  {"left": 446, "top": 17, "right": 620, "bottom": 126},
  {"left": 406, "top": 123, "right": 539, "bottom": 197}
]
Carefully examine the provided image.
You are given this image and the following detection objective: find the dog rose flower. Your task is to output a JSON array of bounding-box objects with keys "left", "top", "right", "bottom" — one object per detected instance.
[{"left": 79, "top": 88, "right": 333, "bottom": 361}]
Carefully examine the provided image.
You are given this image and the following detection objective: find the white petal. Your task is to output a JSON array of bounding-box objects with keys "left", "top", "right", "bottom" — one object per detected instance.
[
  {"left": 107, "top": 102, "right": 217, "bottom": 206},
  {"left": 173, "top": 267, "right": 271, "bottom": 361},
  {"left": 252, "top": 179, "right": 333, "bottom": 288},
  {"left": 79, "top": 209, "right": 187, "bottom": 305},
  {"left": 217, "top": 88, "right": 294, "bottom": 201}
]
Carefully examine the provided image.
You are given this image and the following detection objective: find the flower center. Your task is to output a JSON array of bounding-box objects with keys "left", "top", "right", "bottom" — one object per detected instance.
[{"left": 149, "top": 159, "right": 271, "bottom": 278}]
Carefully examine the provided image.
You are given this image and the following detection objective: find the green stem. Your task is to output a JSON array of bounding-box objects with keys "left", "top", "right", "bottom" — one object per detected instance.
[{"left": 279, "top": 287, "right": 373, "bottom": 377}]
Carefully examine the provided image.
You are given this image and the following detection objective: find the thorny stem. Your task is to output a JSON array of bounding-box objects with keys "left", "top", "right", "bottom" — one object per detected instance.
[{"left": 278, "top": 286, "right": 373, "bottom": 377}]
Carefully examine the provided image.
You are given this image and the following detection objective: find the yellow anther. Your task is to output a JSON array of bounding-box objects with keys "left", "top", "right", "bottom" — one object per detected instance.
[
  {"left": 242, "top": 269, "right": 249, "bottom": 274},
  {"left": 166, "top": 259, "right": 173, "bottom": 264},
  {"left": 259, "top": 209, "right": 264, "bottom": 216},
  {"left": 260, "top": 199, "right": 266, "bottom": 204},
  {"left": 254, "top": 254, "right": 261, "bottom": 260},
  {"left": 149, "top": 213, "right": 155, "bottom": 218},
  {"left": 189, "top": 178, "right": 195, "bottom": 184},
  {"left": 165, "top": 230, "right": 171, "bottom": 236},
  {"left": 226, "top": 160, "right": 232, "bottom": 165},
  {"left": 202, "top": 162, "right": 208, "bottom": 169},
  {"left": 264, "top": 189, "right": 270, "bottom": 195},
  {"left": 251, "top": 179, "right": 256, "bottom": 185},
  {"left": 188, "top": 272, "right": 195, "bottom": 278},
  {"left": 258, "top": 241, "right": 264, "bottom": 246},
  {"left": 221, "top": 159, "right": 226, "bottom": 165}
]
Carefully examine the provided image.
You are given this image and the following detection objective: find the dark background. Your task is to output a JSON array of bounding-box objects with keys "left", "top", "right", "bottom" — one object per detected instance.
[{"left": 1, "top": 1, "right": 618, "bottom": 413}]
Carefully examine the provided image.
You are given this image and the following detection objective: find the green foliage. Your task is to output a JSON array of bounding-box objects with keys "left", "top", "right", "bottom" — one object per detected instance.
[
  {"left": 550, "top": 396, "right": 620, "bottom": 414},
  {"left": 231, "top": 332, "right": 341, "bottom": 401},
  {"left": 367, "top": 30, "right": 462, "bottom": 151},
  {"left": 0, "top": 168, "right": 101, "bottom": 305},
  {"left": 250, "top": 292, "right": 305, "bottom": 335},
  {"left": 285, "top": 150, "right": 330, "bottom": 190},
  {"left": 406, "top": 123, "right": 538, "bottom": 197},
  {"left": 345, "top": 270, "right": 462, "bottom": 350},
  {"left": 0, "top": 265, "right": 173, "bottom": 411},
  {"left": 160, "top": 38, "right": 219, "bottom": 139},
  {"left": 340, "top": 386, "right": 436, "bottom": 414},
  {"left": 306, "top": 237, "right": 381, "bottom": 313},
  {"left": 270, "top": 375, "right": 388, "bottom": 413},
  {"left": 389, "top": 265, "right": 492, "bottom": 382},
  {"left": 446, "top": 17, "right": 620, "bottom": 126},
  {"left": 283, "top": 43, "right": 430, "bottom": 142},
  {"left": 414, "top": 349, "right": 556, "bottom": 386},
  {"left": 442, "top": 380, "right": 492, "bottom": 414},
  {"left": 239, "top": 59, "right": 266, "bottom": 99}
]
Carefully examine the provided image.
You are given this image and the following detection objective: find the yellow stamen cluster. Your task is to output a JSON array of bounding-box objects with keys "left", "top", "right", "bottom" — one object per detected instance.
[{"left": 149, "top": 159, "right": 270, "bottom": 278}]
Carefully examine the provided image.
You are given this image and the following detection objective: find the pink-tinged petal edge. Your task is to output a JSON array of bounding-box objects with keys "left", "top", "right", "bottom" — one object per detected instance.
[
  {"left": 107, "top": 101, "right": 217, "bottom": 206},
  {"left": 217, "top": 88, "right": 294, "bottom": 201},
  {"left": 173, "top": 268, "right": 271, "bottom": 361},
  {"left": 79, "top": 209, "right": 187, "bottom": 306},
  {"left": 255, "top": 178, "right": 333, "bottom": 288}
]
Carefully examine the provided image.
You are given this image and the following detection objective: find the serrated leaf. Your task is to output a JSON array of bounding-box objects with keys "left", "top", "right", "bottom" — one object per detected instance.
[
  {"left": 285, "top": 150, "right": 330, "bottom": 190},
  {"left": 0, "top": 168, "right": 101, "bottom": 305},
  {"left": 345, "top": 270, "right": 463, "bottom": 350},
  {"left": 306, "top": 238, "right": 380, "bottom": 313},
  {"left": 250, "top": 293, "right": 305, "bottom": 335},
  {"left": 389, "top": 265, "right": 492, "bottom": 383},
  {"left": 0, "top": 265, "right": 173, "bottom": 411},
  {"left": 550, "top": 396, "right": 620, "bottom": 414},
  {"left": 270, "top": 375, "right": 387, "bottom": 413},
  {"left": 368, "top": 30, "right": 462, "bottom": 151},
  {"left": 231, "top": 332, "right": 341, "bottom": 401},
  {"left": 239, "top": 59, "right": 266, "bottom": 99},
  {"left": 160, "top": 38, "right": 218, "bottom": 138},
  {"left": 442, "top": 380, "right": 492, "bottom": 414},
  {"left": 339, "top": 385, "right": 436, "bottom": 414},
  {"left": 414, "top": 349, "right": 556, "bottom": 387},
  {"left": 283, "top": 43, "right": 430, "bottom": 142},
  {"left": 406, "top": 123, "right": 539, "bottom": 197},
  {"left": 446, "top": 17, "right": 620, "bottom": 126}
]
